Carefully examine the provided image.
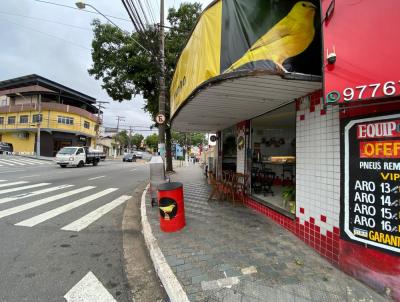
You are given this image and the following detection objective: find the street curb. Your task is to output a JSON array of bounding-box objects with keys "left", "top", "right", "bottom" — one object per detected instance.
[
  {"left": 15, "top": 154, "right": 54, "bottom": 162},
  {"left": 140, "top": 184, "right": 190, "bottom": 302}
]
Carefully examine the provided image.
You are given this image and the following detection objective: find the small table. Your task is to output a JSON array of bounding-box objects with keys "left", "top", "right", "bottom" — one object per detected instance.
[{"left": 261, "top": 161, "right": 295, "bottom": 180}]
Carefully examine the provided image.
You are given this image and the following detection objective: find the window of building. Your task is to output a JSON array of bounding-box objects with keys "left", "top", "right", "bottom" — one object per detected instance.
[
  {"left": 32, "top": 114, "right": 42, "bottom": 123},
  {"left": 57, "top": 116, "right": 74, "bottom": 125},
  {"left": 250, "top": 102, "right": 296, "bottom": 216},
  {"left": 20, "top": 115, "right": 28, "bottom": 124},
  {"left": 84, "top": 121, "right": 90, "bottom": 129},
  {"left": 0, "top": 117, "right": 4, "bottom": 124},
  {"left": 8, "top": 116, "right": 16, "bottom": 124}
]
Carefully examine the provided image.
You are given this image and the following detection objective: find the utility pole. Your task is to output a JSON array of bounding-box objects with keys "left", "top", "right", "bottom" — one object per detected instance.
[
  {"left": 128, "top": 126, "right": 133, "bottom": 151},
  {"left": 115, "top": 115, "right": 125, "bottom": 158},
  {"left": 94, "top": 101, "right": 108, "bottom": 149},
  {"left": 37, "top": 94, "right": 41, "bottom": 158},
  {"left": 158, "top": 0, "right": 166, "bottom": 159}
]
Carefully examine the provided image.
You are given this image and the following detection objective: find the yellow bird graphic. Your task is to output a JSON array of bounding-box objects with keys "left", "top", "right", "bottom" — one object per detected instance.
[
  {"left": 224, "top": 1, "right": 317, "bottom": 73},
  {"left": 159, "top": 204, "right": 176, "bottom": 220}
]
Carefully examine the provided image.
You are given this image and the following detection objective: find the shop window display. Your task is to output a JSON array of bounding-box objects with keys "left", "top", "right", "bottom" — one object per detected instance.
[
  {"left": 222, "top": 127, "right": 237, "bottom": 172},
  {"left": 251, "top": 103, "right": 296, "bottom": 215}
]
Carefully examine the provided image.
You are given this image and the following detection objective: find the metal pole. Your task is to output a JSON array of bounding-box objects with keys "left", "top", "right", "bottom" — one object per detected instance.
[
  {"left": 115, "top": 115, "right": 125, "bottom": 158},
  {"left": 158, "top": 0, "right": 166, "bottom": 159},
  {"left": 36, "top": 94, "right": 41, "bottom": 158},
  {"left": 128, "top": 126, "right": 133, "bottom": 151}
]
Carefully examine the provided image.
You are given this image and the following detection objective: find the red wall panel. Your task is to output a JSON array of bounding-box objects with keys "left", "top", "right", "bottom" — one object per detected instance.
[{"left": 322, "top": 0, "right": 400, "bottom": 104}]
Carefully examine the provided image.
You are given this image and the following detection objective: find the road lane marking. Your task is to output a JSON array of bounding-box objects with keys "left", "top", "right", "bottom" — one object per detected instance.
[
  {"left": 0, "top": 181, "right": 28, "bottom": 188},
  {"left": 0, "top": 180, "right": 6, "bottom": 182},
  {"left": 130, "top": 169, "right": 137, "bottom": 171},
  {"left": 88, "top": 176, "right": 106, "bottom": 181},
  {"left": 0, "top": 186, "right": 95, "bottom": 219},
  {"left": 19, "top": 174, "right": 41, "bottom": 179},
  {"left": 15, "top": 188, "right": 118, "bottom": 227},
  {"left": 61, "top": 195, "right": 131, "bottom": 232},
  {"left": 64, "top": 271, "right": 116, "bottom": 302},
  {"left": 0, "top": 184, "right": 74, "bottom": 205},
  {"left": 13, "top": 160, "right": 40, "bottom": 165},
  {"left": 0, "top": 160, "right": 15, "bottom": 166},
  {"left": 0, "top": 183, "right": 50, "bottom": 195},
  {"left": 0, "top": 170, "right": 26, "bottom": 173},
  {"left": 17, "top": 158, "right": 53, "bottom": 165},
  {"left": 0, "top": 159, "right": 26, "bottom": 166}
]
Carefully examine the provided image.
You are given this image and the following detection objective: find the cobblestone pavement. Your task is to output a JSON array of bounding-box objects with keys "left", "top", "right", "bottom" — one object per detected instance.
[{"left": 146, "top": 165, "right": 388, "bottom": 302}]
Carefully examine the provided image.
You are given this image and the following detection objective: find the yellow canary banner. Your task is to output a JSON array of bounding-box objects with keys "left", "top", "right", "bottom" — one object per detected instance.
[{"left": 170, "top": 0, "right": 321, "bottom": 117}]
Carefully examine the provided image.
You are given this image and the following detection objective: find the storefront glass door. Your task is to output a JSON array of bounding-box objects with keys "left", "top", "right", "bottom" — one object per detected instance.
[{"left": 250, "top": 103, "right": 296, "bottom": 215}]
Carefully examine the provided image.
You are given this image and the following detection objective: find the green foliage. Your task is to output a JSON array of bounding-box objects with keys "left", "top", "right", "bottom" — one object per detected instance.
[
  {"left": 88, "top": 3, "right": 202, "bottom": 120},
  {"left": 282, "top": 186, "right": 296, "bottom": 201},
  {"left": 130, "top": 133, "right": 144, "bottom": 149},
  {"left": 145, "top": 133, "right": 159, "bottom": 152},
  {"left": 114, "top": 130, "right": 129, "bottom": 148},
  {"left": 171, "top": 132, "right": 207, "bottom": 147}
]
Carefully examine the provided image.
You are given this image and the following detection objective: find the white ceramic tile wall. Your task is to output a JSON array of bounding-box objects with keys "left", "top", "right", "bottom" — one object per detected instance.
[{"left": 296, "top": 104, "right": 340, "bottom": 235}]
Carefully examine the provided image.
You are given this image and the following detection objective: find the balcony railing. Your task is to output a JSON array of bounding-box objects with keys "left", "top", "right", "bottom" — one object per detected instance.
[{"left": 0, "top": 103, "right": 100, "bottom": 123}]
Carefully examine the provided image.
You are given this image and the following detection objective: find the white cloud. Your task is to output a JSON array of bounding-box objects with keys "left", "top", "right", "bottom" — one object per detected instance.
[{"left": 0, "top": 0, "right": 212, "bottom": 136}]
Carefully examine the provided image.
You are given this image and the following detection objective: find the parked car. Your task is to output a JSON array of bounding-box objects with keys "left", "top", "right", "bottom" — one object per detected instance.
[
  {"left": 55, "top": 146, "right": 103, "bottom": 168},
  {"left": 123, "top": 153, "right": 136, "bottom": 162},
  {"left": 133, "top": 151, "right": 143, "bottom": 159},
  {"left": 0, "top": 142, "right": 13, "bottom": 154}
]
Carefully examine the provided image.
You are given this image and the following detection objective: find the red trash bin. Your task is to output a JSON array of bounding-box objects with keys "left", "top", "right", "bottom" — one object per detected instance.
[{"left": 157, "top": 182, "right": 185, "bottom": 232}]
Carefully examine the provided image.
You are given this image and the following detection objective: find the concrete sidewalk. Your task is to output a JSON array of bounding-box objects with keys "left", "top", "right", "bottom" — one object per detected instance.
[{"left": 144, "top": 166, "right": 387, "bottom": 302}]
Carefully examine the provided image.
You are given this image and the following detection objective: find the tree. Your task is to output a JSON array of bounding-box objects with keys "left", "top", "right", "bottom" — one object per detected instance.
[
  {"left": 172, "top": 131, "right": 207, "bottom": 159},
  {"left": 145, "top": 133, "right": 159, "bottom": 152},
  {"left": 88, "top": 3, "right": 202, "bottom": 171},
  {"left": 115, "top": 130, "right": 129, "bottom": 148},
  {"left": 131, "top": 133, "right": 144, "bottom": 150}
]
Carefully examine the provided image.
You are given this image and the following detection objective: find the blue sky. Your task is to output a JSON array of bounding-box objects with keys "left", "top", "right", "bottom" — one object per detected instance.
[{"left": 0, "top": 0, "right": 212, "bottom": 136}]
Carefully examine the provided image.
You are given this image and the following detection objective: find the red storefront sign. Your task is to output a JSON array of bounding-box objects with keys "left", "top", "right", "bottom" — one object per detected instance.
[
  {"left": 360, "top": 140, "right": 400, "bottom": 158},
  {"left": 357, "top": 120, "right": 400, "bottom": 139},
  {"left": 322, "top": 0, "right": 400, "bottom": 104}
]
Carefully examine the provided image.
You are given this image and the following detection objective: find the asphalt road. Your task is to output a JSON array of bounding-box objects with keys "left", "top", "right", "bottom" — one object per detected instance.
[{"left": 0, "top": 155, "right": 150, "bottom": 302}]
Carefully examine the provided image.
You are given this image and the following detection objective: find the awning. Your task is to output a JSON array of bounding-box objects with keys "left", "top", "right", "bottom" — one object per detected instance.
[
  {"left": 171, "top": 72, "right": 321, "bottom": 132},
  {"left": 169, "top": 0, "right": 323, "bottom": 132}
]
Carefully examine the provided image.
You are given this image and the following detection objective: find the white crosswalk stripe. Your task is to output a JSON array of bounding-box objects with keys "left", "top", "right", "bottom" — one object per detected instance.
[
  {"left": 0, "top": 159, "right": 15, "bottom": 166},
  {"left": 0, "top": 186, "right": 95, "bottom": 219},
  {"left": 14, "top": 159, "right": 40, "bottom": 165},
  {"left": 0, "top": 181, "right": 28, "bottom": 188},
  {"left": 0, "top": 180, "right": 127, "bottom": 232},
  {"left": 0, "top": 158, "right": 27, "bottom": 165},
  {"left": 61, "top": 195, "right": 131, "bottom": 232},
  {"left": 16, "top": 188, "right": 118, "bottom": 227},
  {"left": 0, "top": 183, "right": 50, "bottom": 195},
  {"left": 16, "top": 158, "right": 49, "bottom": 165},
  {"left": 0, "top": 156, "right": 52, "bottom": 166},
  {"left": 0, "top": 184, "right": 74, "bottom": 205}
]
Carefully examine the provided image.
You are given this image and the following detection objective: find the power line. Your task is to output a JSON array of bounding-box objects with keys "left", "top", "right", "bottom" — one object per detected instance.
[
  {"left": 0, "top": 11, "right": 91, "bottom": 31},
  {"left": 33, "top": 0, "right": 131, "bottom": 22},
  {"left": 134, "top": 0, "right": 150, "bottom": 26},
  {"left": 143, "top": 0, "right": 157, "bottom": 24},
  {"left": 123, "top": 0, "right": 145, "bottom": 32},
  {"left": 0, "top": 17, "right": 91, "bottom": 50}
]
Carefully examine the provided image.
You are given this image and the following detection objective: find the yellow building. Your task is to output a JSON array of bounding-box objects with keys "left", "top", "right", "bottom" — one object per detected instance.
[{"left": 0, "top": 74, "right": 101, "bottom": 157}]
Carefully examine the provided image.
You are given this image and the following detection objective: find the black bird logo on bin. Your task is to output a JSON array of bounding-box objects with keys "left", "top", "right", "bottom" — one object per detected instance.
[{"left": 159, "top": 198, "right": 178, "bottom": 220}]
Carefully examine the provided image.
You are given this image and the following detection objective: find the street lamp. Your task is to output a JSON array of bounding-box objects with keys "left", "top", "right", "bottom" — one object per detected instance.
[{"left": 75, "top": 1, "right": 150, "bottom": 54}]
